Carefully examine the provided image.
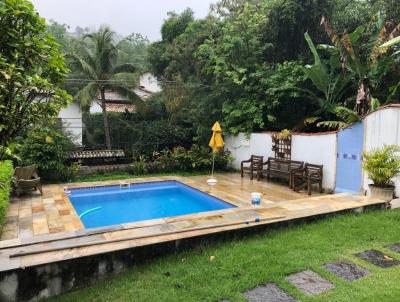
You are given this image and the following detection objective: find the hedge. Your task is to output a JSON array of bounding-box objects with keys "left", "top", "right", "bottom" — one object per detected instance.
[{"left": 0, "top": 160, "right": 13, "bottom": 227}]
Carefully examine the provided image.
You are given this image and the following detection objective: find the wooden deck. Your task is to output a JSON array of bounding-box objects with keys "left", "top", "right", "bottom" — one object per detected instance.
[{"left": 0, "top": 173, "right": 387, "bottom": 272}]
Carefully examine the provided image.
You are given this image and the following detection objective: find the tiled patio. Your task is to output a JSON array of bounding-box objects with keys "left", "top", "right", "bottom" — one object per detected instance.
[{"left": 0, "top": 173, "right": 324, "bottom": 241}]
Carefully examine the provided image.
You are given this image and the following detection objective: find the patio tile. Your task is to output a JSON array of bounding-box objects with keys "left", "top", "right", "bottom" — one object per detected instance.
[
  {"left": 354, "top": 250, "right": 400, "bottom": 268},
  {"left": 323, "top": 261, "right": 369, "bottom": 281},
  {"left": 59, "top": 209, "right": 71, "bottom": 216},
  {"left": 244, "top": 283, "right": 296, "bottom": 302},
  {"left": 33, "top": 222, "right": 49, "bottom": 235},
  {"left": 285, "top": 270, "right": 334, "bottom": 296},
  {"left": 32, "top": 205, "right": 45, "bottom": 213},
  {"left": 18, "top": 207, "right": 32, "bottom": 218},
  {"left": 386, "top": 243, "right": 400, "bottom": 253}
]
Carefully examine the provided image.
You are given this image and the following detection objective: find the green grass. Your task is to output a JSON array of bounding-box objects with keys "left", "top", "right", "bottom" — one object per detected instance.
[{"left": 48, "top": 209, "right": 400, "bottom": 302}]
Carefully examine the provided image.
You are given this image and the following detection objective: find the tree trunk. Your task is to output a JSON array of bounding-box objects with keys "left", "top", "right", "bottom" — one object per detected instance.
[
  {"left": 355, "top": 78, "right": 371, "bottom": 116},
  {"left": 100, "top": 89, "right": 112, "bottom": 149}
]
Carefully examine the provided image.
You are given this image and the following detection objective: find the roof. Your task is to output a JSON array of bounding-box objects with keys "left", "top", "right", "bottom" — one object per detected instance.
[
  {"left": 96, "top": 91, "right": 128, "bottom": 102},
  {"left": 105, "top": 102, "right": 135, "bottom": 113}
]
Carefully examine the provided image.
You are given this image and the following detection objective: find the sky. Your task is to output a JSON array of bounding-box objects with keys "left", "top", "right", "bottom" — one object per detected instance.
[{"left": 30, "top": 0, "right": 216, "bottom": 41}]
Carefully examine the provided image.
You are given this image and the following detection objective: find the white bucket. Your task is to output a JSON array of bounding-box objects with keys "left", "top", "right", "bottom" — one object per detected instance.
[{"left": 251, "top": 192, "right": 262, "bottom": 205}]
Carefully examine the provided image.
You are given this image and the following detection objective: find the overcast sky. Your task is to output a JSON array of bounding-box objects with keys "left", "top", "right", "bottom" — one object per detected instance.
[{"left": 31, "top": 0, "right": 216, "bottom": 41}]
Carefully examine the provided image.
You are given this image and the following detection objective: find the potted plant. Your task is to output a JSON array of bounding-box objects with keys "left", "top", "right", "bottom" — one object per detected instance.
[{"left": 362, "top": 145, "right": 400, "bottom": 201}]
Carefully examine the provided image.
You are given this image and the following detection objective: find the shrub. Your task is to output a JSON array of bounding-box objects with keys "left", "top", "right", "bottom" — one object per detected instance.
[
  {"left": 362, "top": 145, "right": 400, "bottom": 188},
  {"left": 129, "top": 145, "right": 232, "bottom": 175},
  {"left": 19, "top": 122, "right": 75, "bottom": 181},
  {"left": 0, "top": 160, "right": 13, "bottom": 228}
]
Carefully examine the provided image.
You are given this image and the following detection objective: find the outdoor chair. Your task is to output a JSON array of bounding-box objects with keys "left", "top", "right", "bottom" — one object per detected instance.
[
  {"left": 291, "top": 163, "right": 323, "bottom": 195},
  {"left": 240, "top": 155, "right": 264, "bottom": 181},
  {"left": 13, "top": 165, "right": 42, "bottom": 196}
]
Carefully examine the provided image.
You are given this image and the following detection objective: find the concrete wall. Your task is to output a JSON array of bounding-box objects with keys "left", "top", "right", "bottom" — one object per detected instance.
[
  {"left": 291, "top": 133, "right": 337, "bottom": 190},
  {"left": 58, "top": 102, "right": 82, "bottom": 145},
  {"left": 225, "top": 106, "right": 400, "bottom": 196},
  {"left": 225, "top": 132, "right": 337, "bottom": 191},
  {"left": 363, "top": 106, "right": 400, "bottom": 196}
]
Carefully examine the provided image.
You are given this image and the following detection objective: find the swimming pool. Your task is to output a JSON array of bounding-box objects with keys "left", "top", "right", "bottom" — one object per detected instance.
[{"left": 68, "top": 181, "right": 235, "bottom": 228}]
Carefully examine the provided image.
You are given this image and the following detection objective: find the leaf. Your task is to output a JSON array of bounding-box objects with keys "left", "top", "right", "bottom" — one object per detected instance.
[{"left": 380, "top": 36, "right": 400, "bottom": 49}]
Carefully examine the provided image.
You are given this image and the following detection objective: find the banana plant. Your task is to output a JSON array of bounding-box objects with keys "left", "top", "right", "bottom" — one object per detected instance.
[
  {"left": 320, "top": 14, "right": 400, "bottom": 115},
  {"left": 301, "top": 32, "right": 357, "bottom": 129}
]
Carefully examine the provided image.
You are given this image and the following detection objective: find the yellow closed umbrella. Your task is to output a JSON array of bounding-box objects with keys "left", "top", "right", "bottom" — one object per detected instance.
[
  {"left": 208, "top": 122, "right": 224, "bottom": 181},
  {"left": 209, "top": 121, "right": 224, "bottom": 152}
]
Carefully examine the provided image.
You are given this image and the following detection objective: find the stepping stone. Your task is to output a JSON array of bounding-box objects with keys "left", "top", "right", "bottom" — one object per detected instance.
[
  {"left": 244, "top": 283, "right": 296, "bottom": 302},
  {"left": 354, "top": 249, "right": 400, "bottom": 268},
  {"left": 386, "top": 243, "right": 400, "bottom": 253},
  {"left": 285, "top": 270, "right": 334, "bottom": 296},
  {"left": 323, "top": 261, "right": 369, "bottom": 281}
]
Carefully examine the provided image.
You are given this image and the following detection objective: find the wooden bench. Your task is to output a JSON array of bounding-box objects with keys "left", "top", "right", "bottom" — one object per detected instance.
[
  {"left": 262, "top": 157, "right": 304, "bottom": 186},
  {"left": 68, "top": 150, "right": 127, "bottom": 166}
]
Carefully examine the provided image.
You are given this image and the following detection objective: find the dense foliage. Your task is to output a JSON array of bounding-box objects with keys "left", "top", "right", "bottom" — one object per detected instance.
[
  {"left": 147, "top": 0, "right": 400, "bottom": 140},
  {"left": 130, "top": 145, "right": 232, "bottom": 175},
  {"left": 0, "top": 160, "right": 13, "bottom": 228},
  {"left": 0, "top": 0, "right": 71, "bottom": 159},
  {"left": 18, "top": 122, "right": 75, "bottom": 181},
  {"left": 83, "top": 112, "right": 194, "bottom": 158}
]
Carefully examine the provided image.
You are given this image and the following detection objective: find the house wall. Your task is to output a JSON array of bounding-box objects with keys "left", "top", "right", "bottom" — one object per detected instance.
[
  {"left": 140, "top": 72, "right": 161, "bottom": 93},
  {"left": 225, "top": 132, "right": 337, "bottom": 191},
  {"left": 363, "top": 106, "right": 400, "bottom": 196},
  {"left": 58, "top": 102, "right": 82, "bottom": 145}
]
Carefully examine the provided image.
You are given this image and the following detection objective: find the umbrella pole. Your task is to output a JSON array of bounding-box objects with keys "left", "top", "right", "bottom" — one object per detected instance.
[{"left": 211, "top": 152, "right": 215, "bottom": 178}]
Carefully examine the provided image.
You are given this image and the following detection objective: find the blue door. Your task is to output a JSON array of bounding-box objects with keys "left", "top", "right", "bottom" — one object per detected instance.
[{"left": 335, "top": 122, "right": 364, "bottom": 194}]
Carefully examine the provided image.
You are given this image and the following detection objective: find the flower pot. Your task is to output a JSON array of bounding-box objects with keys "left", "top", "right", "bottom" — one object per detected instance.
[{"left": 369, "top": 184, "right": 394, "bottom": 202}]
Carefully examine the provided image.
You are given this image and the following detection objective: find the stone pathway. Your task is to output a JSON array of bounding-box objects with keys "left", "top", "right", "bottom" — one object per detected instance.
[
  {"left": 285, "top": 270, "right": 334, "bottom": 296},
  {"left": 323, "top": 261, "right": 369, "bottom": 281},
  {"left": 386, "top": 243, "right": 400, "bottom": 253},
  {"left": 244, "top": 283, "right": 296, "bottom": 302},
  {"left": 231, "top": 243, "right": 400, "bottom": 302},
  {"left": 354, "top": 249, "right": 400, "bottom": 268}
]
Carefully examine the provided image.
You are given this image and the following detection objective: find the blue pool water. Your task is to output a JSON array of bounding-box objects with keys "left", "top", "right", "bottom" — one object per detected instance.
[{"left": 69, "top": 181, "right": 235, "bottom": 229}]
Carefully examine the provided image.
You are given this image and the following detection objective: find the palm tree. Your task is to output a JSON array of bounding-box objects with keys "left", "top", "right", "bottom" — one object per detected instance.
[{"left": 69, "top": 26, "right": 142, "bottom": 149}]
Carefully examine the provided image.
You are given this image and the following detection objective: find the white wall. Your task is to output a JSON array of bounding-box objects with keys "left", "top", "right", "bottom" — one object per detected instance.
[
  {"left": 140, "top": 72, "right": 161, "bottom": 93},
  {"left": 225, "top": 133, "right": 274, "bottom": 169},
  {"left": 225, "top": 132, "right": 337, "bottom": 191},
  {"left": 58, "top": 101, "right": 82, "bottom": 145},
  {"left": 291, "top": 133, "right": 337, "bottom": 190},
  {"left": 363, "top": 106, "right": 400, "bottom": 195}
]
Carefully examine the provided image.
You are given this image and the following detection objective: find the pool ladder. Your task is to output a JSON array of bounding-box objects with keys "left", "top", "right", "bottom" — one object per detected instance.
[{"left": 120, "top": 182, "right": 130, "bottom": 189}]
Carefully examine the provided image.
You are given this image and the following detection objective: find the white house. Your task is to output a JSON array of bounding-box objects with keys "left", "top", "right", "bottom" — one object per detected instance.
[
  {"left": 89, "top": 72, "right": 161, "bottom": 113},
  {"left": 59, "top": 73, "right": 161, "bottom": 145},
  {"left": 58, "top": 101, "right": 83, "bottom": 145}
]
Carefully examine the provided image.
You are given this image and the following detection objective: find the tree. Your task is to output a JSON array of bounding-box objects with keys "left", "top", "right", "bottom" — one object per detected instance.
[
  {"left": 320, "top": 14, "right": 400, "bottom": 115},
  {"left": 116, "top": 33, "right": 149, "bottom": 71},
  {"left": 0, "top": 0, "right": 71, "bottom": 159},
  {"left": 302, "top": 32, "right": 358, "bottom": 129},
  {"left": 69, "top": 26, "right": 143, "bottom": 149}
]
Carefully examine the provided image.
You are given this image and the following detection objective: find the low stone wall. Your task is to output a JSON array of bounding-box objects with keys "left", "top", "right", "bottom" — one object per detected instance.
[{"left": 77, "top": 164, "right": 132, "bottom": 176}]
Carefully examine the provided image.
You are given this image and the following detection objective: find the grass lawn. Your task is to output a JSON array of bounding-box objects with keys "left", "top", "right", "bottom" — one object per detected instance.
[{"left": 48, "top": 209, "right": 400, "bottom": 302}]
